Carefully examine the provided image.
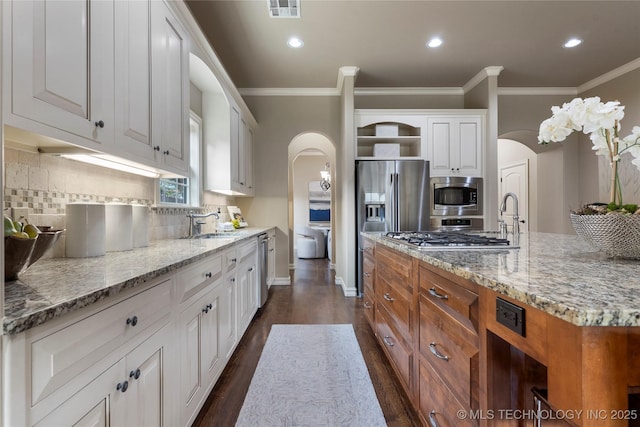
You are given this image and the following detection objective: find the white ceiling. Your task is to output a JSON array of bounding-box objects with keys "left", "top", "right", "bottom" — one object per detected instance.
[{"left": 185, "top": 0, "right": 640, "bottom": 90}]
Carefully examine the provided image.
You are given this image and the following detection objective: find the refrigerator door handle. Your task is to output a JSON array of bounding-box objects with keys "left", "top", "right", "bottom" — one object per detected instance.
[{"left": 389, "top": 173, "right": 396, "bottom": 231}]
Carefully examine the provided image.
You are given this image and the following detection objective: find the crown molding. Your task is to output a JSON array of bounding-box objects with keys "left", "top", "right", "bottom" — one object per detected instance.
[
  {"left": 498, "top": 87, "right": 578, "bottom": 96},
  {"left": 463, "top": 66, "right": 504, "bottom": 94},
  {"left": 238, "top": 87, "right": 340, "bottom": 96},
  {"left": 354, "top": 87, "right": 464, "bottom": 96},
  {"left": 337, "top": 66, "right": 360, "bottom": 93},
  {"left": 577, "top": 57, "right": 640, "bottom": 93}
]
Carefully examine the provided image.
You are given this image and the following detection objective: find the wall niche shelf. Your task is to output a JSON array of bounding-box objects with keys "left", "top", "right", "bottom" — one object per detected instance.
[{"left": 356, "top": 120, "right": 423, "bottom": 159}]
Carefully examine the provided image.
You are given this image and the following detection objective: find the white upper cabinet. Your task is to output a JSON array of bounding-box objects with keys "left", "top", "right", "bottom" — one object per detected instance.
[
  {"left": 8, "top": 0, "right": 115, "bottom": 148},
  {"left": 427, "top": 115, "right": 484, "bottom": 177},
  {"left": 151, "top": 0, "right": 190, "bottom": 175},
  {"left": 5, "top": 0, "right": 190, "bottom": 176}
]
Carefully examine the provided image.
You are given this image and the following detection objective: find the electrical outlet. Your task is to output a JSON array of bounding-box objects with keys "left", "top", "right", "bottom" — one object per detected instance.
[{"left": 496, "top": 297, "right": 526, "bottom": 337}]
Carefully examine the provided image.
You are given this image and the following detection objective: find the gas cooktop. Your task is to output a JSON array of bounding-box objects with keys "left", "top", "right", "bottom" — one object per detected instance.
[{"left": 384, "top": 231, "right": 516, "bottom": 249}]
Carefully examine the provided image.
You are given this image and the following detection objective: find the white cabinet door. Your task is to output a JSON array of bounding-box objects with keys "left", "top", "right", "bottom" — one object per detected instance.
[
  {"left": 267, "top": 232, "right": 276, "bottom": 287},
  {"left": 114, "top": 0, "right": 155, "bottom": 163},
  {"left": 9, "top": 0, "right": 114, "bottom": 147},
  {"left": 152, "top": 0, "right": 190, "bottom": 175},
  {"left": 237, "top": 259, "right": 257, "bottom": 336},
  {"left": 178, "top": 284, "right": 223, "bottom": 427},
  {"left": 34, "top": 360, "right": 124, "bottom": 427},
  {"left": 221, "top": 274, "right": 238, "bottom": 360},
  {"left": 230, "top": 105, "right": 242, "bottom": 188},
  {"left": 428, "top": 116, "right": 483, "bottom": 177},
  {"left": 121, "top": 328, "right": 165, "bottom": 427},
  {"left": 244, "top": 125, "right": 254, "bottom": 194}
]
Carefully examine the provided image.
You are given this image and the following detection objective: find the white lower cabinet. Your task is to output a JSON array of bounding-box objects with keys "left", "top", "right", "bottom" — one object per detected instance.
[
  {"left": 32, "top": 320, "right": 169, "bottom": 427},
  {"left": 236, "top": 239, "right": 258, "bottom": 336},
  {"left": 178, "top": 284, "right": 224, "bottom": 427},
  {"left": 3, "top": 234, "right": 267, "bottom": 427}
]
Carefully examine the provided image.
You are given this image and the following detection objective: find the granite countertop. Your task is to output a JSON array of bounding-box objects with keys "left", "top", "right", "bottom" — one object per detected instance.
[
  {"left": 366, "top": 231, "right": 640, "bottom": 327},
  {"left": 4, "top": 227, "right": 273, "bottom": 335}
]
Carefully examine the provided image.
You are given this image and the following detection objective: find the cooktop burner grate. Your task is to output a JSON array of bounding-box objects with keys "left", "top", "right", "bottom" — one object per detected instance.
[{"left": 384, "top": 231, "right": 513, "bottom": 248}]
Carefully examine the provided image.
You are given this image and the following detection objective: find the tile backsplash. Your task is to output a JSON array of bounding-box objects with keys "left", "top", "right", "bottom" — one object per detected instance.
[{"left": 3, "top": 147, "right": 236, "bottom": 258}]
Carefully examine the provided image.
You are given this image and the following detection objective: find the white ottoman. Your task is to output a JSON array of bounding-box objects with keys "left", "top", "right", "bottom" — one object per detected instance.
[{"left": 297, "top": 236, "right": 316, "bottom": 258}]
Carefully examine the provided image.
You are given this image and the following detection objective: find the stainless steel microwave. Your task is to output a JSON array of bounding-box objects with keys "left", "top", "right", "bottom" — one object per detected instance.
[{"left": 431, "top": 176, "right": 483, "bottom": 216}]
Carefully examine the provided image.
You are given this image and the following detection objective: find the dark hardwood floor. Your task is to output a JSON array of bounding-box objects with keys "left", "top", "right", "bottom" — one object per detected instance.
[{"left": 191, "top": 258, "right": 421, "bottom": 427}]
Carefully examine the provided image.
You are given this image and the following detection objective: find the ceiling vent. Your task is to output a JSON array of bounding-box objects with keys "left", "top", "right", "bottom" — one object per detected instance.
[{"left": 268, "top": 0, "right": 300, "bottom": 18}]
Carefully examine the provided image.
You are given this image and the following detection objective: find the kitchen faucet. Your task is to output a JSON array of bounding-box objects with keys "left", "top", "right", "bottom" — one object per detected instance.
[
  {"left": 186, "top": 211, "right": 220, "bottom": 237},
  {"left": 499, "top": 192, "right": 520, "bottom": 238}
]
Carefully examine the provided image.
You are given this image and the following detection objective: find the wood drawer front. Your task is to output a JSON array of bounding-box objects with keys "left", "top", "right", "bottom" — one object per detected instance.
[
  {"left": 376, "top": 307, "right": 413, "bottom": 396},
  {"left": 363, "top": 291, "right": 375, "bottom": 329},
  {"left": 362, "top": 237, "right": 375, "bottom": 257},
  {"left": 420, "top": 265, "right": 478, "bottom": 334},
  {"left": 419, "top": 295, "right": 479, "bottom": 410},
  {"left": 363, "top": 254, "right": 375, "bottom": 291},
  {"left": 480, "top": 287, "right": 548, "bottom": 365},
  {"left": 376, "top": 245, "right": 412, "bottom": 287},
  {"left": 30, "top": 279, "right": 172, "bottom": 406},
  {"left": 376, "top": 276, "right": 412, "bottom": 339},
  {"left": 178, "top": 254, "right": 224, "bottom": 304},
  {"left": 419, "top": 359, "right": 477, "bottom": 427}
]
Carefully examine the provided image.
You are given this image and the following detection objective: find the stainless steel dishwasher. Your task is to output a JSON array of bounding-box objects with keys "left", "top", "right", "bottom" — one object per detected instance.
[{"left": 258, "top": 233, "right": 269, "bottom": 307}]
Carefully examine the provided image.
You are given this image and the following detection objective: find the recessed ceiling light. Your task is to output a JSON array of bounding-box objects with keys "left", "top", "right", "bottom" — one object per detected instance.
[
  {"left": 564, "top": 38, "right": 582, "bottom": 48},
  {"left": 287, "top": 37, "right": 304, "bottom": 48},
  {"left": 427, "top": 37, "right": 443, "bottom": 48}
]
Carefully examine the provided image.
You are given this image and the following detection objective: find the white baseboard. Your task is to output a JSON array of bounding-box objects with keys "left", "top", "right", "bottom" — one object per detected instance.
[
  {"left": 335, "top": 276, "right": 358, "bottom": 297},
  {"left": 288, "top": 263, "right": 295, "bottom": 270},
  {"left": 272, "top": 276, "right": 291, "bottom": 286}
]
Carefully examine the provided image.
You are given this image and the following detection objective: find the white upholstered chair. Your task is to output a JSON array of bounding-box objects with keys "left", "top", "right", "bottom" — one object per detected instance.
[{"left": 296, "top": 226, "right": 326, "bottom": 259}]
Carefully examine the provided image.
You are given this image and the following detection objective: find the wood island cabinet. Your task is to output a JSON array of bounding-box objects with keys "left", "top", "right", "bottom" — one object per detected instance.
[
  {"left": 373, "top": 243, "right": 417, "bottom": 399},
  {"left": 362, "top": 237, "right": 376, "bottom": 329},
  {"left": 367, "top": 239, "right": 640, "bottom": 427}
]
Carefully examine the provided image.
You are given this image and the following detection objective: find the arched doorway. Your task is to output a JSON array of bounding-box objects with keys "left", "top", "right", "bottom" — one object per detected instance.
[
  {"left": 498, "top": 130, "right": 574, "bottom": 234},
  {"left": 287, "top": 133, "right": 336, "bottom": 269}
]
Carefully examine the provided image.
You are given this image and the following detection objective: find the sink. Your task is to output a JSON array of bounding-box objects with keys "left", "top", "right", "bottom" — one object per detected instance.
[{"left": 183, "top": 231, "right": 249, "bottom": 239}]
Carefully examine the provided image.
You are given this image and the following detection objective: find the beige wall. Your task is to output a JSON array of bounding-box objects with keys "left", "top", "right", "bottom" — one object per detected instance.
[
  {"left": 239, "top": 96, "right": 340, "bottom": 278},
  {"left": 355, "top": 94, "right": 463, "bottom": 110}
]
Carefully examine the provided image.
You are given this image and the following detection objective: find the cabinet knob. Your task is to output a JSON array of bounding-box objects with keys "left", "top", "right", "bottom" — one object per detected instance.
[
  {"left": 202, "top": 303, "right": 212, "bottom": 314},
  {"left": 248, "top": 267, "right": 254, "bottom": 272},
  {"left": 126, "top": 316, "right": 138, "bottom": 327},
  {"left": 205, "top": 272, "right": 213, "bottom": 278},
  {"left": 154, "top": 145, "right": 160, "bottom": 151},
  {"left": 240, "top": 182, "right": 245, "bottom": 186},
  {"left": 94, "top": 120, "right": 105, "bottom": 128},
  {"left": 163, "top": 150, "right": 170, "bottom": 155},
  {"left": 129, "top": 369, "right": 141, "bottom": 380},
  {"left": 231, "top": 258, "right": 237, "bottom": 263},
  {"left": 230, "top": 278, "right": 236, "bottom": 282},
  {"left": 117, "top": 381, "right": 129, "bottom": 392}
]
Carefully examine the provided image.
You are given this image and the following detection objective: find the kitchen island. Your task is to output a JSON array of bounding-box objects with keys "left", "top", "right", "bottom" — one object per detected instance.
[
  {"left": 2, "top": 227, "right": 274, "bottom": 427},
  {"left": 364, "top": 231, "right": 640, "bottom": 427}
]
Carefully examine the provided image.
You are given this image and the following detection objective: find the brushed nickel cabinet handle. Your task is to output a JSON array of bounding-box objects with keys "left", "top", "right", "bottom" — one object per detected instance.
[
  {"left": 383, "top": 336, "right": 394, "bottom": 347},
  {"left": 363, "top": 301, "right": 373, "bottom": 309},
  {"left": 429, "top": 287, "right": 449, "bottom": 300},
  {"left": 429, "top": 411, "right": 440, "bottom": 427},
  {"left": 429, "top": 342, "right": 450, "bottom": 361},
  {"left": 383, "top": 293, "right": 395, "bottom": 302}
]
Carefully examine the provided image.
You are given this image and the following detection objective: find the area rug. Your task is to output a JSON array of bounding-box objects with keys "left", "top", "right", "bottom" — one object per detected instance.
[{"left": 235, "top": 324, "right": 387, "bottom": 427}]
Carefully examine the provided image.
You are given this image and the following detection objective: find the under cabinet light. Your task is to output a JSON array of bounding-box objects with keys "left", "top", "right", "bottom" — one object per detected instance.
[{"left": 60, "top": 154, "right": 161, "bottom": 178}]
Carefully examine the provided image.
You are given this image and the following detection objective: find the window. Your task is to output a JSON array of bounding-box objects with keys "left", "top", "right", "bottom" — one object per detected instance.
[{"left": 158, "top": 112, "right": 202, "bottom": 206}]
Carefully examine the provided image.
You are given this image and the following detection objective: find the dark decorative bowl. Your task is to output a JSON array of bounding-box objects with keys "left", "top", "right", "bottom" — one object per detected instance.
[{"left": 5, "top": 229, "right": 65, "bottom": 281}]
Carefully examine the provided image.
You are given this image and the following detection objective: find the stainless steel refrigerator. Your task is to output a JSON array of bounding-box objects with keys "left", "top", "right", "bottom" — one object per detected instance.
[{"left": 356, "top": 160, "right": 430, "bottom": 295}]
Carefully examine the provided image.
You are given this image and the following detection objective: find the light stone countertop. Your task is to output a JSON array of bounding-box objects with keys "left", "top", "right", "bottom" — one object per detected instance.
[
  {"left": 4, "top": 227, "right": 273, "bottom": 335},
  {"left": 366, "top": 231, "right": 640, "bottom": 327}
]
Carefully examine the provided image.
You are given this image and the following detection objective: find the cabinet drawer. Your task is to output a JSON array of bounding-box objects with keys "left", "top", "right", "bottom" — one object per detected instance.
[
  {"left": 177, "top": 253, "right": 223, "bottom": 304},
  {"left": 237, "top": 239, "right": 257, "bottom": 263},
  {"left": 418, "top": 359, "right": 477, "bottom": 427},
  {"left": 363, "top": 253, "right": 375, "bottom": 291},
  {"left": 224, "top": 247, "right": 238, "bottom": 272},
  {"left": 362, "top": 292, "right": 375, "bottom": 328},
  {"left": 362, "top": 238, "right": 375, "bottom": 257},
  {"left": 31, "top": 279, "right": 172, "bottom": 406},
  {"left": 376, "top": 306, "right": 413, "bottom": 396},
  {"left": 376, "top": 275, "right": 412, "bottom": 339},
  {"left": 419, "top": 295, "right": 479, "bottom": 409},
  {"left": 420, "top": 264, "right": 478, "bottom": 334}
]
